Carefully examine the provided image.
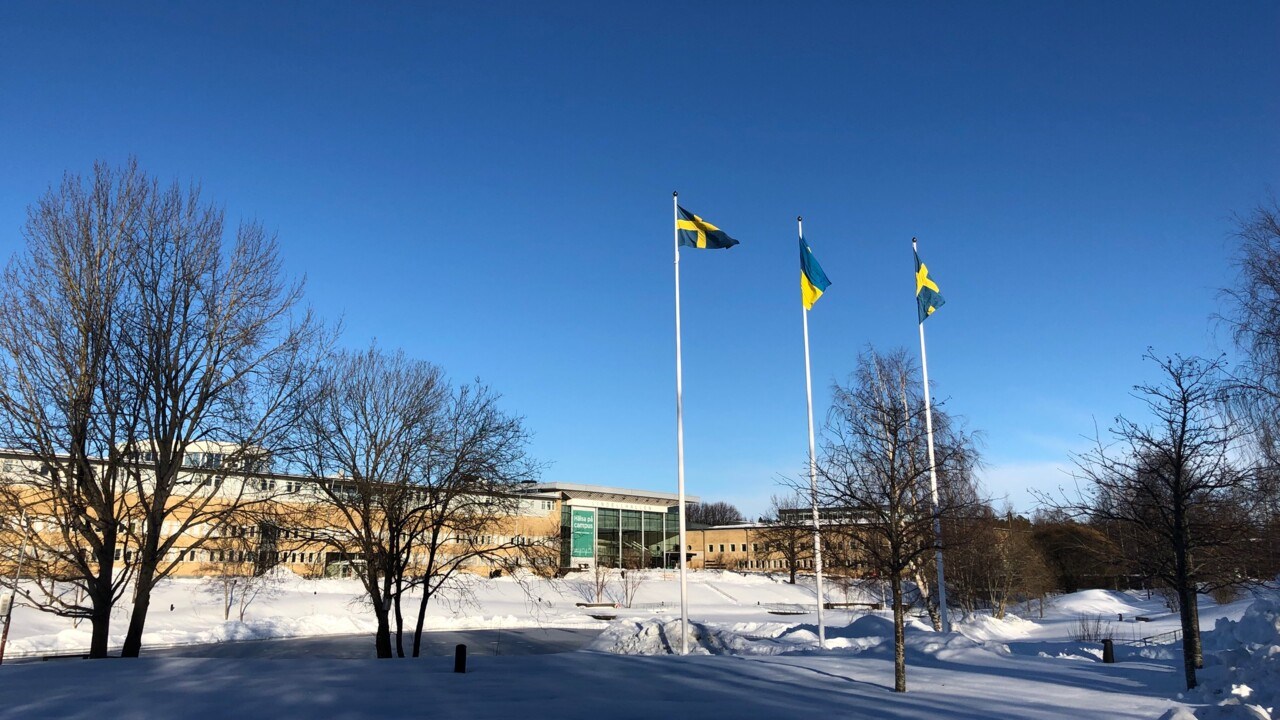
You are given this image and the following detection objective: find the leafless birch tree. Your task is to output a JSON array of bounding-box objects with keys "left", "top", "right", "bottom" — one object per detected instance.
[{"left": 817, "top": 348, "right": 980, "bottom": 693}]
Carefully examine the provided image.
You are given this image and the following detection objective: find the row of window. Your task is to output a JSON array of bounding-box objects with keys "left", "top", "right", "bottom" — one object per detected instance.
[
  {"left": 111, "top": 548, "right": 323, "bottom": 564},
  {"left": 708, "top": 543, "right": 760, "bottom": 554},
  {"left": 705, "top": 540, "right": 860, "bottom": 555}
]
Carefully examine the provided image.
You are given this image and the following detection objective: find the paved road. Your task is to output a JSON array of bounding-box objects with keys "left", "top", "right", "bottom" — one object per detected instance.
[{"left": 139, "top": 627, "right": 602, "bottom": 659}]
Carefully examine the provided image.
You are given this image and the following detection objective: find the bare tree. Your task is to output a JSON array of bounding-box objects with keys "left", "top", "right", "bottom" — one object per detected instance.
[
  {"left": 619, "top": 555, "right": 647, "bottom": 608},
  {"left": 686, "top": 501, "right": 744, "bottom": 527},
  {"left": 406, "top": 380, "right": 540, "bottom": 657},
  {"left": 200, "top": 560, "right": 282, "bottom": 622},
  {"left": 1222, "top": 200, "right": 1280, "bottom": 465},
  {"left": 288, "top": 345, "right": 447, "bottom": 658},
  {"left": 1061, "top": 352, "right": 1256, "bottom": 690},
  {"left": 289, "top": 345, "right": 539, "bottom": 659},
  {"left": 817, "top": 348, "right": 980, "bottom": 692},
  {"left": 1221, "top": 200, "right": 1280, "bottom": 569},
  {"left": 116, "top": 175, "right": 322, "bottom": 658},
  {"left": 754, "top": 494, "right": 812, "bottom": 584},
  {"left": 0, "top": 162, "right": 148, "bottom": 658},
  {"left": 945, "top": 507, "right": 1053, "bottom": 618}
]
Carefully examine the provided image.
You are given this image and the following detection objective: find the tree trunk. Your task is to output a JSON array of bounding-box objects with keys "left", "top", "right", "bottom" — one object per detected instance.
[
  {"left": 1187, "top": 591, "right": 1203, "bottom": 670},
  {"left": 88, "top": 599, "right": 112, "bottom": 659},
  {"left": 374, "top": 609, "right": 392, "bottom": 658},
  {"left": 412, "top": 581, "right": 430, "bottom": 658},
  {"left": 1173, "top": 541, "right": 1198, "bottom": 689},
  {"left": 371, "top": 571, "right": 394, "bottom": 659},
  {"left": 393, "top": 589, "right": 405, "bottom": 658},
  {"left": 122, "top": 553, "right": 159, "bottom": 658},
  {"left": 891, "top": 571, "right": 907, "bottom": 692},
  {"left": 912, "top": 567, "right": 941, "bottom": 631}
]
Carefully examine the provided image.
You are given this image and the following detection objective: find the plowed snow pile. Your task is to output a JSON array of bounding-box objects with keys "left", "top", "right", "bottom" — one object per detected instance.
[
  {"left": 1162, "top": 598, "right": 1280, "bottom": 720},
  {"left": 588, "top": 612, "right": 997, "bottom": 659}
]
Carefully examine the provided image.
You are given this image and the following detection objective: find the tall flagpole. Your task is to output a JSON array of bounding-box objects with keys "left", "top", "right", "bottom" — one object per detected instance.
[
  {"left": 673, "top": 191, "right": 690, "bottom": 655},
  {"left": 913, "top": 237, "right": 949, "bottom": 634},
  {"left": 799, "top": 217, "right": 827, "bottom": 649}
]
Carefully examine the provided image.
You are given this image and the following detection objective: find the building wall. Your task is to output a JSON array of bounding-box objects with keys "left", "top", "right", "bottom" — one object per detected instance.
[
  {"left": 0, "top": 453, "right": 562, "bottom": 580},
  {"left": 1, "top": 451, "right": 858, "bottom": 580}
]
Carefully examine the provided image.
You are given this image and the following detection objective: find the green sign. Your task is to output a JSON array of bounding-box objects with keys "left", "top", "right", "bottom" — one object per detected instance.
[{"left": 570, "top": 509, "right": 595, "bottom": 559}]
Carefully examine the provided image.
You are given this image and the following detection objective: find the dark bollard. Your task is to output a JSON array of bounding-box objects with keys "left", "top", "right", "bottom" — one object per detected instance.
[
  {"left": 454, "top": 644, "right": 467, "bottom": 673},
  {"left": 1101, "top": 638, "right": 1114, "bottom": 664}
]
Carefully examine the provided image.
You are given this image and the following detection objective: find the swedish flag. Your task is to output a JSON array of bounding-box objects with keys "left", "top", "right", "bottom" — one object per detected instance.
[
  {"left": 915, "top": 247, "right": 945, "bottom": 323},
  {"left": 677, "top": 206, "right": 739, "bottom": 249},
  {"left": 800, "top": 234, "right": 831, "bottom": 310}
]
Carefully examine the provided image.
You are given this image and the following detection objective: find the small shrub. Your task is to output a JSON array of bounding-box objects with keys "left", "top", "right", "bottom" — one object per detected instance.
[
  {"left": 1069, "top": 613, "right": 1113, "bottom": 642},
  {"left": 1209, "top": 586, "right": 1237, "bottom": 605}
]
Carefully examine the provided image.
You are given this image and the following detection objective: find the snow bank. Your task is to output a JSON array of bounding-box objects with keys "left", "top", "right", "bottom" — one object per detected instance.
[
  {"left": 589, "top": 611, "right": 1002, "bottom": 661},
  {"left": 955, "top": 611, "right": 1036, "bottom": 642},
  {"left": 1051, "top": 589, "right": 1147, "bottom": 618},
  {"left": 587, "top": 618, "right": 804, "bottom": 656},
  {"left": 1178, "top": 598, "right": 1280, "bottom": 720}
]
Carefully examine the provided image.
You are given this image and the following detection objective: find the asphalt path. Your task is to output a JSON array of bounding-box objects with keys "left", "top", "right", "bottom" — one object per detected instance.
[{"left": 138, "top": 627, "right": 603, "bottom": 659}]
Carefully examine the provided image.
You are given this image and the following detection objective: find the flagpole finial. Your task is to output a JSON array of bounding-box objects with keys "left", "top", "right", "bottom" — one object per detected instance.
[
  {"left": 797, "top": 215, "right": 803, "bottom": 222},
  {"left": 673, "top": 191, "right": 678, "bottom": 198}
]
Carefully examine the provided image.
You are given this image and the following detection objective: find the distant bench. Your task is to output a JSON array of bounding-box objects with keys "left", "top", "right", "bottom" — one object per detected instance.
[
  {"left": 764, "top": 603, "right": 811, "bottom": 615},
  {"left": 575, "top": 601, "right": 619, "bottom": 620},
  {"left": 823, "top": 602, "right": 883, "bottom": 610}
]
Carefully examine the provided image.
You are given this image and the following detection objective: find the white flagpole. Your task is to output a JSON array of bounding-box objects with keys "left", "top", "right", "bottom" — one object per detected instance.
[
  {"left": 799, "top": 217, "right": 827, "bottom": 649},
  {"left": 914, "top": 237, "right": 949, "bottom": 634},
  {"left": 673, "top": 191, "right": 690, "bottom": 655}
]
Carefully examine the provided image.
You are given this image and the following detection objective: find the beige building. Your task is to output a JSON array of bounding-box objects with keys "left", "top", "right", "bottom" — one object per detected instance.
[{"left": 1, "top": 448, "right": 844, "bottom": 579}]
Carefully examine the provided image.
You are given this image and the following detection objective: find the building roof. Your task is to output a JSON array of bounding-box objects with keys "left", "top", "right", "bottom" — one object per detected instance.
[{"left": 520, "top": 482, "right": 698, "bottom": 508}]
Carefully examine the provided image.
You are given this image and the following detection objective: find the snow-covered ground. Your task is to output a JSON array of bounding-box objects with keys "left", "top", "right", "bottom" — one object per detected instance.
[{"left": 1, "top": 570, "right": 1276, "bottom": 719}]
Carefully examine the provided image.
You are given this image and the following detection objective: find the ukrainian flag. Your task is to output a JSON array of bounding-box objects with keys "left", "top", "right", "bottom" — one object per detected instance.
[
  {"left": 677, "top": 206, "right": 740, "bottom": 249},
  {"left": 800, "top": 234, "right": 831, "bottom": 310},
  {"left": 915, "top": 248, "right": 945, "bottom": 323}
]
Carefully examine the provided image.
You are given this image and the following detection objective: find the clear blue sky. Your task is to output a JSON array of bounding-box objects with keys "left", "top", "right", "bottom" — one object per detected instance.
[{"left": 2, "top": 2, "right": 1277, "bottom": 519}]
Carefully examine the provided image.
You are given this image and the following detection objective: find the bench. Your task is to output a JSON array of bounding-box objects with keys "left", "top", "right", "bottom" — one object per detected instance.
[{"left": 823, "top": 602, "right": 883, "bottom": 610}]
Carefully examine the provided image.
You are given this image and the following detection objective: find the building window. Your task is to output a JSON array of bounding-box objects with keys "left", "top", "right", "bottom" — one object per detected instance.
[{"left": 719, "top": 544, "right": 725, "bottom": 553}]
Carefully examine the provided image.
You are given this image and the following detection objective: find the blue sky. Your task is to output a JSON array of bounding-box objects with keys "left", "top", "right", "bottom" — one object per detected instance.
[{"left": 1, "top": 2, "right": 1277, "bottom": 518}]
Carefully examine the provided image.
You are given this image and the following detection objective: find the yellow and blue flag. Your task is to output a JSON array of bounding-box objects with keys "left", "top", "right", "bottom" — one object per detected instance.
[
  {"left": 915, "top": 247, "right": 945, "bottom": 323},
  {"left": 800, "top": 234, "right": 831, "bottom": 310},
  {"left": 677, "top": 206, "right": 740, "bottom": 249}
]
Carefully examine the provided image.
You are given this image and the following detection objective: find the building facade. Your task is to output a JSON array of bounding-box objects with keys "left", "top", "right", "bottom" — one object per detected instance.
[{"left": 1, "top": 448, "right": 832, "bottom": 579}]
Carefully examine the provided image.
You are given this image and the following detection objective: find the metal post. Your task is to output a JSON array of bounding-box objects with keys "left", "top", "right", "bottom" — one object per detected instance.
[
  {"left": 799, "top": 217, "right": 827, "bottom": 649},
  {"left": 454, "top": 643, "right": 467, "bottom": 673},
  {"left": 673, "top": 191, "right": 690, "bottom": 656},
  {"left": 914, "top": 238, "right": 949, "bottom": 634}
]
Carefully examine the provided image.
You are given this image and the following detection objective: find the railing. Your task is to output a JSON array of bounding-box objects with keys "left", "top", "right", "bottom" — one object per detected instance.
[{"left": 1132, "top": 628, "right": 1182, "bottom": 646}]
